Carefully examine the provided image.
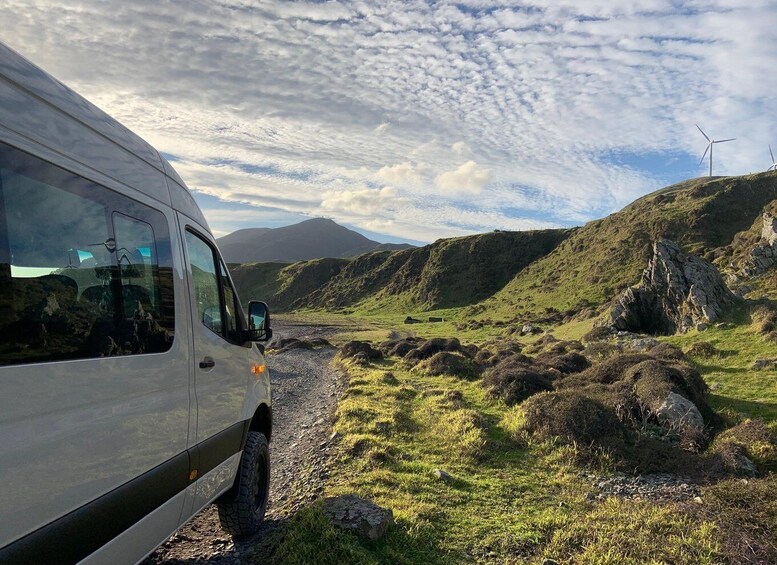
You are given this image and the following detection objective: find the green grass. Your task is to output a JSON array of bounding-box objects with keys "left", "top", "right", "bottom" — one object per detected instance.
[
  {"left": 270, "top": 352, "right": 765, "bottom": 563},
  {"left": 665, "top": 321, "right": 777, "bottom": 428}
]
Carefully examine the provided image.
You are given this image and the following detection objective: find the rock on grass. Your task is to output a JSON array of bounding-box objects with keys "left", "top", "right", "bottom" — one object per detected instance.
[{"left": 322, "top": 494, "right": 393, "bottom": 540}]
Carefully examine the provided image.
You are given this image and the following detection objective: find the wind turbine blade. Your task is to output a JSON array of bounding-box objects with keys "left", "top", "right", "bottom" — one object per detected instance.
[
  {"left": 715, "top": 138, "right": 736, "bottom": 143},
  {"left": 770, "top": 144, "right": 774, "bottom": 162},
  {"left": 699, "top": 143, "right": 710, "bottom": 165},
  {"left": 696, "top": 124, "right": 710, "bottom": 141}
]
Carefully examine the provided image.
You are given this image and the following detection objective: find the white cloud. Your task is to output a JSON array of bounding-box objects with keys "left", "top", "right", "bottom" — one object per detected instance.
[
  {"left": 451, "top": 141, "right": 470, "bottom": 156},
  {"left": 1, "top": 0, "right": 775, "bottom": 242},
  {"left": 374, "top": 122, "right": 390, "bottom": 134},
  {"left": 319, "top": 186, "right": 403, "bottom": 216},
  {"left": 436, "top": 161, "right": 491, "bottom": 194},
  {"left": 375, "top": 162, "right": 423, "bottom": 186}
]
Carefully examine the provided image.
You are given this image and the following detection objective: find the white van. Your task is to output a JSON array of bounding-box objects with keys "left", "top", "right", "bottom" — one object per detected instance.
[{"left": 0, "top": 42, "right": 273, "bottom": 563}]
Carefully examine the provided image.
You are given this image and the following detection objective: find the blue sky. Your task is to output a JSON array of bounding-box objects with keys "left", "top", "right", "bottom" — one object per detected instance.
[{"left": 3, "top": 0, "right": 776, "bottom": 243}]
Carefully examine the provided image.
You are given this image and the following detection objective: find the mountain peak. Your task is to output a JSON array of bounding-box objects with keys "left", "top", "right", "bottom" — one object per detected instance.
[{"left": 216, "top": 218, "right": 414, "bottom": 263}]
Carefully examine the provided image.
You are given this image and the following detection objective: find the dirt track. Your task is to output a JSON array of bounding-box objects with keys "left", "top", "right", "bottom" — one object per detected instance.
[{"left": 146, "top": 322, "right": 344, "bottom": 564}]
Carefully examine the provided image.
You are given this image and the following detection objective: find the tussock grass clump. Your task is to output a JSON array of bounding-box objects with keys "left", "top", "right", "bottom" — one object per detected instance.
[
  {"left": 535, "top": 351, "right": 590, "bottom": 374},
  {"left": 582, "top": 325, "right": 615, "bottom": 343},
  {"left": 520, "top": 390, "right": 627, "bottom": 449},
  {"left": 412, "top": 351, "right": 480, "bottom": 380},
  {"left": 546, "top": 339, "right": 585, "bottom": 354},
  {"left": 686, "top": 341, "right": 720, "bottom": 358},
  {"left": 693, "top": 476, "right": 777, "bottom": 564},
  {"left": 583, "top": 340, "right": 622, "bottom": 361},
  {"left": 339, "top": 340, "right": 383, "bottom": 361},
  {"left": 647, "top": 342, "right": 687, "bottom": 362},
  {"left": 710, "top": 419, "right": 777, "bottom": 473},
  {"left": 751, "top": 304, "right": 777, "bottom": 336},
  {"left": 482, "top": 359, "right": 554, "bottom": 406},
  {"left": 566, "top": 353, "right": 653, "bottom": 385},
  {"left": 628, "top": 360, "right": 709, "bottom": 413},
  {"left": 432, "top": 409, "right": 487, "bottom": 460}
]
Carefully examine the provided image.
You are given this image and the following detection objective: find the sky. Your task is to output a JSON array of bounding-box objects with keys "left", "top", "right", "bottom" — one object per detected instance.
[{"left": 2, "top": 0, "right": 777, "bottom": 243}]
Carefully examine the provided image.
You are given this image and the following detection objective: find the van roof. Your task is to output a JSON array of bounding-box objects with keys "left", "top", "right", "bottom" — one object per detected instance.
[{"left": 0, "top": 42, "right": 208, "bottom": 229}]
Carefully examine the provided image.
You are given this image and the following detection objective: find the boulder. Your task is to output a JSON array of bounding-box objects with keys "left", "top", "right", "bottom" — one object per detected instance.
[
  {"left": 322, "top": 494, "right": 393, "bottom": 540},
  {"left": 654, "top": 392, "right": 705, "bottom": 434},
  {"left": 609, "top": 239, "right": 736, "bottom": 334}
]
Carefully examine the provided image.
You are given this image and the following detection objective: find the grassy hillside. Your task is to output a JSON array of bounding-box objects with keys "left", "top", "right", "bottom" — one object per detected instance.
[
  {"left": 306, "top": 229, "right": 572, "bottom": 311},
  {"left": 232, "top": 229, "right": 571, "bottom": 313},
  {"left": 478, "top": 172, "right": 777, "bottom": 320},
  {"left": 231, "top": 173, "right": 777, "bottom": 321},
  {"left": 230, "top": 258, "right": 349, "bottom": 311}
]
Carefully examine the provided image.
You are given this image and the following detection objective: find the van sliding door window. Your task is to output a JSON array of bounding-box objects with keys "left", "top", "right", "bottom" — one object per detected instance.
[{"left": 0, "top": 142, "right": 175, "bottom": 366}]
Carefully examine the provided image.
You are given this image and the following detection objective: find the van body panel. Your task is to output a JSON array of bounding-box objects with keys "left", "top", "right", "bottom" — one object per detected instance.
[
  {"left": 169, "top": 178, "right": 210, "bottom": 231},
  {"left": 0, "top": 43, "right": 163, "bottom": 173},
  {"left": 81, "top": 488, "right": 188, "bottom": 565},
  {"left": 0, "top": 201, "right": 191, "bottom": 547},
  {"left": 0, "top": 78, "right": 171, "bottom": 207}
]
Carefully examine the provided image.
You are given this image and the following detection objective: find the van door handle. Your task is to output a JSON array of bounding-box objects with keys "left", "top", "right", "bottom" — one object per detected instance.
[{"left": 199, "top": 358, "right": 215, "bottom": 369}]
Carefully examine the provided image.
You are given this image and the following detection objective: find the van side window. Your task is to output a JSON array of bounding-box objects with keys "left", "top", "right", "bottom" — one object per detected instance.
[
  {"left": 184, "top": 230, "right": 223, "bottom": 335},
  {"left": 0, "top": 142, "right": 175, "bottom": 366},
  {"left": 219, "top": 260, "right": 241, "bottom": 342}
]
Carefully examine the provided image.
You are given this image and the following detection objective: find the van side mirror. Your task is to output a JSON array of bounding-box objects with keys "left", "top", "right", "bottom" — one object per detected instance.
[{"left": 245, "top": 301, "right": 272, "bottom": 342}]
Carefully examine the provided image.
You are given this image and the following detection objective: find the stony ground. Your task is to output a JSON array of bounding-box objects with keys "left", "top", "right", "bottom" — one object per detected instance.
[{"left": 146, "top": 321, "right": 345, "bottom": 564}]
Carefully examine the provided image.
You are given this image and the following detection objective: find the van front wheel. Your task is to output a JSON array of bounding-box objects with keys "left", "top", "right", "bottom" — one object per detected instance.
[{"left": 217, "top": 431, "right": 270, "bottom": 537}]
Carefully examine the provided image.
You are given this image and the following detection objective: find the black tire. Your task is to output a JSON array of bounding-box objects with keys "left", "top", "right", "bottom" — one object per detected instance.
[{"left": 217, "top": 431, "right": 270, "bottom": 537}]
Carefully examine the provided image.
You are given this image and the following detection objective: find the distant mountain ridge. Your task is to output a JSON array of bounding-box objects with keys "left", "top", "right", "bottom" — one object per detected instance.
[{"left": 216, "top": 218, "right": 414, "bottom": 263}]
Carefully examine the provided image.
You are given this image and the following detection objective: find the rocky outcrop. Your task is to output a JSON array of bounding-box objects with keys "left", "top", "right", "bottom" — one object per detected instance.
[
  {"left": 741, "top": 213, "right": 777, "bottom": 277},
  {"left": 609, "top": 239, "right": 736, "bottom": 334}
]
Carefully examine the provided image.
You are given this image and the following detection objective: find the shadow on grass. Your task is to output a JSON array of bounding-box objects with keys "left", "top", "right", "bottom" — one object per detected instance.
[{"left": 708, "top": 394, "right": 777, "bottom": 421}]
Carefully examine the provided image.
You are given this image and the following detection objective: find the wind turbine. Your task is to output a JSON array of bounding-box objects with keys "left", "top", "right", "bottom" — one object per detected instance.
[
  {"left": 768, "top": 145, "right": 777, "bottom": 172},
  {"left": 696, "top": 124, "right": 735, "bottom": 177}
]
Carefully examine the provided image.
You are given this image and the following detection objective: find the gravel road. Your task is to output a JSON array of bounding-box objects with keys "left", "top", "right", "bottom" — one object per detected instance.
[{"left": 147, "top": 322, "right": 344, "bottom": 564}]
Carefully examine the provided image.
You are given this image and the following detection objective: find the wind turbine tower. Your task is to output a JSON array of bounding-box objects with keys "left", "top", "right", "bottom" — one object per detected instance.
[
  {"left": 696, "top": 124, "right": 735, "bottom": 177},
  {"left": 768, "top": 145, "right": 777, "bottom": 172}
]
